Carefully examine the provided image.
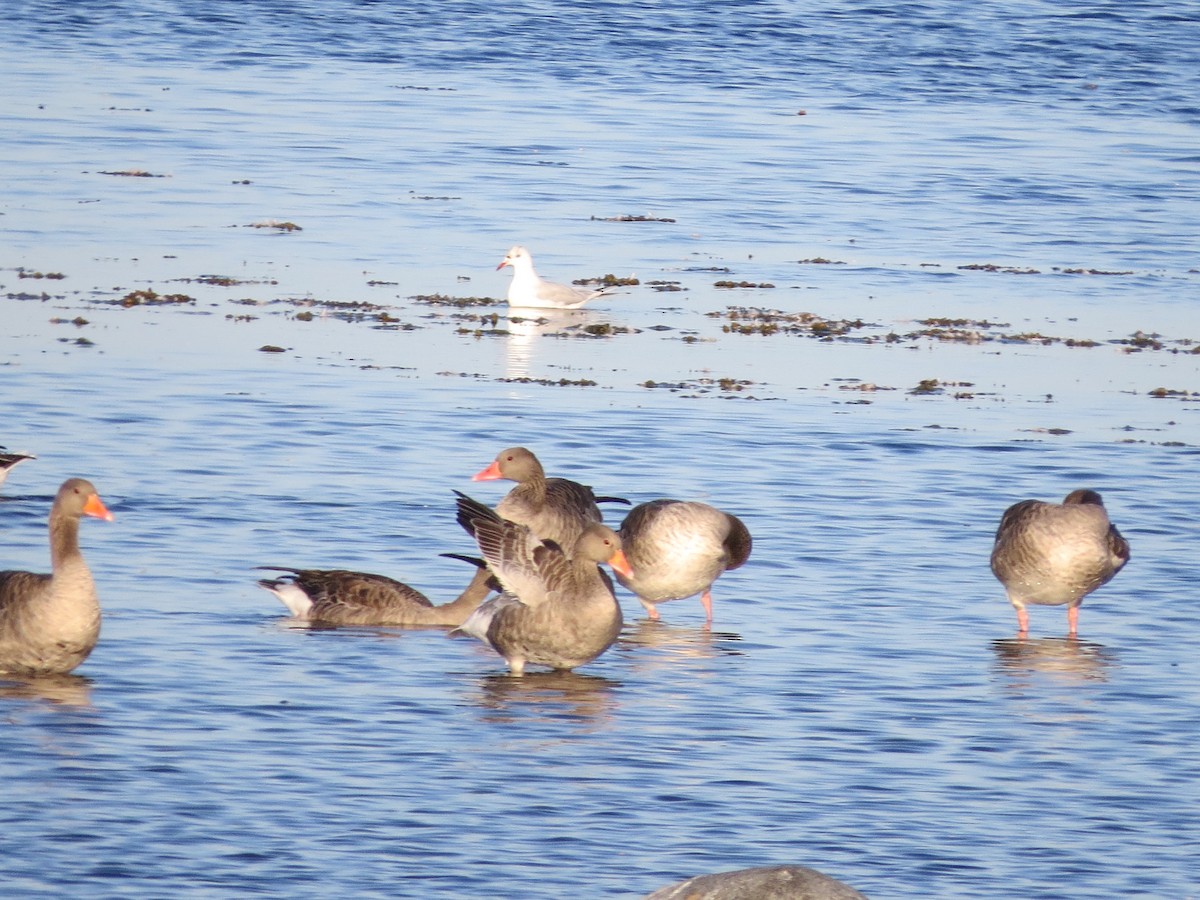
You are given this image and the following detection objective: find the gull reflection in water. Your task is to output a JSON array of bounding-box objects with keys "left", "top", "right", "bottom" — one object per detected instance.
[
  {"left": 504, "top": 308, "right": 599, "bottom": 381},
  {"left": 617, "top": 619, "right": 745, "bottom": 673},
  {"left": 991, "top": 636, "right": 1117, "bottom": 685},
  {"left": 467, "top": 669, "right": 619, "bottom": 729},
  {"left": 0, "top": 673, "right": 95, "bottom": 708}
]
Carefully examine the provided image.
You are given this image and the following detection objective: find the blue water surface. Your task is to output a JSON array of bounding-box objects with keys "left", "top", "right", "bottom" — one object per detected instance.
[{"left": 2, "top": 2, "right": 1198, "bottom": 898}]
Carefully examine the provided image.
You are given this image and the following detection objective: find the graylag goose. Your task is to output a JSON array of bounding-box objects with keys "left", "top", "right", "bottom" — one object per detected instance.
[
  {"left": 460, "top": 445, "right": 627, "bottom": 611},
  {"left": 0, "top": 448, "right": 35, "bottom": 489},
  {"left": 497, "top": 245, "right": 613, "bottom": 309},
  {"left": 990, "top": 489, "right": 1130, "bottom": 637},
  {"left": 616, "top": 499, "right": 752, "bottom": 625},
  {"left": 471, "top": 445, "right": 628, "bottom": 549},
  {"left": 0, "top": 478, "right": 114, "bottom": 676},
  {"left": 450, "top": 491, "right": 631, "bottom": 675},
  {"left": 256, "top": 566, "right": 491, "bottom": 627}
]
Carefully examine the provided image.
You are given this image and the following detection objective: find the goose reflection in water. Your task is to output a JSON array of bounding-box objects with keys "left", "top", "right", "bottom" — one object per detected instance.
[
  {"left": 467, "top": 669, "right": 619, "bottom": 728},
  {"left": 503, "top": 309, "right": 601, "bottom": 381},
  {"left": 617, "top": 619, "right": 745, "bottom": 669},
  {"left": 0, "top": 673, "right": 94, "bottom": 708},
  {"left": 991, "top": 636, "right": 1116, "bottom": 684}
]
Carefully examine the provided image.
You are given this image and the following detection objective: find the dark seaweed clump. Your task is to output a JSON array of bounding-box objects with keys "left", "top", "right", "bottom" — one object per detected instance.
[
  {"left": 116, "top": 289, "right": 196, "bottom": 307},
  {"left": 412, "top": 294, "right": 504, "bottom": 308},
  {"left": 714, "top": 307, "right": 871, "bottom": 339}
]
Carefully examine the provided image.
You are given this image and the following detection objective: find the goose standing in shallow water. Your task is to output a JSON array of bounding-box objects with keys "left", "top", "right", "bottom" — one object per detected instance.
[
  {"left": 497, "top": 245, "right": 613, "bottom": 309},
  {"left": 990, "top": 489, "right": 1130, "bottom": 637},
  {"left": 0, "top": 448, "right": 35, "bottom": 489},
  {"left": 255, "top": 566, "right": 491, "bottom": 627},
  {"left": 450, "top": 492, "right": 631, "bottom": 676},
  {"left": 0, "top": 478, "right": 114, "bottom": 676},
  {"left": 616, "top": 499, "right": 752, "bottom": 625}
]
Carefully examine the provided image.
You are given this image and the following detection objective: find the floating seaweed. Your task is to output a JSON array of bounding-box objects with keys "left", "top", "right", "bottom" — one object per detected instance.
[
  {"left": 247, "top": 220, "right": 302, "bottom": 232},
  {"left": 590, "top": 214, "right": 676, "bottom": 223},
  {"left": 957, "top": 263, "right": 1041, "bottom": 274},
  {"left": 1148, "top": 387, "right": 1199, "bottom": 400},
  {"left": 714, "top": 307, "right": 871, "bottom": 339},
  {"left": 583, "top": 274, "right": 640, "bottom": 287},
  {"left": 98, "top": 169, "right": 167, "bottom": 178},
  {"left": 497, "top": 377, "right": 599, "bottom": 387},
  {"left": 175, "top": 274, "right": 274, "bottom": 287},
  {"left": 908, "top": 379, "right": 975, "bottom": 398},
  {"left": 116, "top": 289, "right": 196, "bottom": 307},
  {"left": 1054, "top": 267, "right": 1134, "bottom": 276},
  {"left": 411, "top": 294, "right": 503, "bottom": 308}
]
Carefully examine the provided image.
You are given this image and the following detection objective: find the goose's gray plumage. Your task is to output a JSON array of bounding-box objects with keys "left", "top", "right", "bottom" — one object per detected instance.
[
  {"left": 450, "top": 492, "right": 630, "bottom": 675},
  {"left": 471, "top": 446, "right": 626, "bottom": 550},
  {"left": 256, "top": 566, "right": 491, "bottom": 627},
  {"left": 990, "top": 489, "right": 1130, "bottom": 636},
  {"left": 0, "top": 478, "right": 113, "bottom": 676},
  {"left": 616, "top": 499, "right": 751, "bottom": 625}
]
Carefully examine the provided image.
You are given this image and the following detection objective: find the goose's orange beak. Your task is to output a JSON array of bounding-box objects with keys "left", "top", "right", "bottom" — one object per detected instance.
[
  {"left": 472, "top": 460, "right": 503, "bottom": 482},
  {"left": 84, "top": 493, "right": 115, "bottom": 522},
  {"left": 607, "top": 548, "right": 633, "bottom": 579}
]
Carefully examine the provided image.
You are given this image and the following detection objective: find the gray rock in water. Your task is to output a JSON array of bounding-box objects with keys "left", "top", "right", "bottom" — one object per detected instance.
[{"left": 645, "top": 864, "right": 868, "bottom": 900}]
